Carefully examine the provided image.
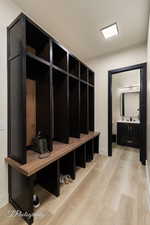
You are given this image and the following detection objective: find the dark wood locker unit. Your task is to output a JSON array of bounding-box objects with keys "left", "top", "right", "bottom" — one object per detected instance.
[
  {"left": 7, "top": 13, "right": 97, "bottom": 225},
  {"left": 89, "top": 86, "right": 94, "bottom": 131},
  {"left": 69, "top": 77, "right": 80, "bottom": 138},
  {"left": 117, "top": 122, "right": 140, "bottom": 148},
  {"left": 69, "top": 54, "right": 79, "bottom": 77},
  {"left": 52, "top": 68, "right": 69, "bottom": 143}
]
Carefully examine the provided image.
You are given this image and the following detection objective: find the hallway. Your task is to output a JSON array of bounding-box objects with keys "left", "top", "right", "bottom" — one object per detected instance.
[{"left": 1, "top": 146, "right": 150, "bottom": 225}]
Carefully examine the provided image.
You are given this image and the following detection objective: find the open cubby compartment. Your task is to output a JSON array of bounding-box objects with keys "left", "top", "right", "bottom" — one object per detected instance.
[
  {"left": 59, "top": 151, "right": 76, "bottom": 181},
  {"left": 88, "top": 69, "right": 94, "bottom": 85},
  {"left": 52, "top": 68, "right": 69, "bottom": 143},
  {"left": 80, "top": 82, "right": 89, "bottom": 133},
  {"left": 52, "top": 42, "right": 67, "bottom": 71},
  {"left": 69, "top": 55, "right": 79, "bottom": 77},
  {"left": 93, "top": 136, "right": 99, "bottom": 153},
  {"left": 89, "top": 86, "right": 94, "bottom": 131},
  {"left": 26, "top": 55, "right": 52, "bottom": 150},
  {"left": 69, "top": 77, "right": 80, "bottom": 138},
  {"left": 75, "top": 144, "right": 86, "bottom": 168},
  {"left": 86, "top": 139, "right": 94, "bottom": 162},
  {"left": 36, "top": 160, "right": 60, "bottom": 197},
  {"left": 26, "top": 19, "right": 50, "bottom": 62},
  {"left": 80, "top": 63, "right": 88, "bottom": 82}
]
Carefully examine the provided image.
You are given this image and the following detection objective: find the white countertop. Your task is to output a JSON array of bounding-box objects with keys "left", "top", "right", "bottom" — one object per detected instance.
[{"left": 117, "top": 120, "right": 140, "bottom": 124}]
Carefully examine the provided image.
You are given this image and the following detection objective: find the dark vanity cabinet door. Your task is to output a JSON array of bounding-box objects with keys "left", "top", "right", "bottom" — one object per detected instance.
[
  {"left": 117, "top": 123, "right": 129, "bottom": 146},
  {"left": 117, "top": 122, "right": 140, "bottom": 148}
]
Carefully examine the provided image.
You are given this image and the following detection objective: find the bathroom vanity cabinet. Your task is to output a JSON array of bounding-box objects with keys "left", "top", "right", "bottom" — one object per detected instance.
[{"left": 117, "top": 122, "right": 140, "bottom": 148}]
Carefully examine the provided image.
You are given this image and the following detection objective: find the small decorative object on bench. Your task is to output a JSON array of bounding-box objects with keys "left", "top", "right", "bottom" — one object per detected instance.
[{"left": 32, "top": 131, "right": 51, "bottom": 159}]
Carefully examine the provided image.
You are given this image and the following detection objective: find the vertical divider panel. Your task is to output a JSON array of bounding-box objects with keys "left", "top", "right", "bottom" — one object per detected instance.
[
  {"left": 87, "top": 84, "right": 89, "bottom": 132},
  {"left": 8, "top": 16, "right": 27, "bottom": 164},
  {"left": 80, "top": 82, "right": 88, "bottom": 134},
  {"left": 89, "top": 86, "right": 94, "bottom": 131},
  {"left": 9, "top": 166, "right": 34, "bottom": 224},
  {"left": 49, "top": 38, "right": 53, "bottom": 149}
]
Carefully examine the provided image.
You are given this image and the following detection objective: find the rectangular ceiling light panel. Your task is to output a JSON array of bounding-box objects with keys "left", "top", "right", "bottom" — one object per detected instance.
[{"left": 101, "top": 23, "right": 118, "bottom": 39}]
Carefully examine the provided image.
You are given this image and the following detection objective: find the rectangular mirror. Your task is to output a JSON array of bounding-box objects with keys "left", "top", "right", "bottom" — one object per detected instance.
[{"left": 121, "top": 91, "right": 140, "bottom": 118}]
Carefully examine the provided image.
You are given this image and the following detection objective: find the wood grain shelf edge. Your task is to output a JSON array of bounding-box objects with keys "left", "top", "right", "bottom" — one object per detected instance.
[{"left": 5, "top": 132, "right": 100, "bottom": 177}]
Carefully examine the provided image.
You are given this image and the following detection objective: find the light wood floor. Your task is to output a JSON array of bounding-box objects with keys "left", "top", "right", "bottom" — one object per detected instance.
[{"left": 0, "top": 146, "right": 150, "bottom": 225}]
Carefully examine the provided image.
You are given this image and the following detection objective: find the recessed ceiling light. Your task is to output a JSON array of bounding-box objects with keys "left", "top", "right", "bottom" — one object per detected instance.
[{"left": 101, "top": 23, "right": 119, "bottom": 39}]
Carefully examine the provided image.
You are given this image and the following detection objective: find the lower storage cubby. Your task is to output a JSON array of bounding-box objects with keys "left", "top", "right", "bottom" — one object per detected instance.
[
  {"left": 93, "top": 136, "right": 99, "bottom": 153},
  {"left": 37, "top": 160, "right": 60, "bottom": 197},
  {"left": 75, "top": 144, "right": 86, "bottom": 168},
  {"left": 86, "top": 140, "right": 94, "bottom": 162},
  {"left": 59, "top": 151, "right": 76, "bottom": 180}
]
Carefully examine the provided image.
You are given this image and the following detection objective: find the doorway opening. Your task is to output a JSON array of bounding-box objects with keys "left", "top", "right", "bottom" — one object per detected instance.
[{"left": 108, "top": 63, "right": 147, "bottom": 165}]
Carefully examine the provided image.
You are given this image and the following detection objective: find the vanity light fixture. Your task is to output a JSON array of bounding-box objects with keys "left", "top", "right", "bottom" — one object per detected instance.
[{"left": 101, "top": 23, "right": 119, "bottom": 39}]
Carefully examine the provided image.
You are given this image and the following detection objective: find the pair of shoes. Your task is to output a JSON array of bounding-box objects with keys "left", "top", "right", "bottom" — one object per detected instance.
[
  {"left": 59, "top": 174, "right": 73, "bottom": 184},
  {"left": 33, "top": 194, "right": 40, "bottom": 208}
]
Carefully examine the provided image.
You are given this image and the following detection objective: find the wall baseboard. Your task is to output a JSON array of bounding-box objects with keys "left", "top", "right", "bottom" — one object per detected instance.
[{"left": 146, "top": 161, "right": 150, "bottom": 211}]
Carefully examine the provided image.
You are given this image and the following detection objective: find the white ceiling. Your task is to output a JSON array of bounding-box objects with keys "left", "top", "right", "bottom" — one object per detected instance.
[{"left": 13, "top": 0, "right": 150, "bottom": 61}]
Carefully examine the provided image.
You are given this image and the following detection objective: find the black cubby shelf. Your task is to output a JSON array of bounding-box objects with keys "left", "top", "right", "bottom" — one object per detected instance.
[
  {"left": 26, "top": 19, "right": 50, "bottom": 62},
  {"left": 69, "top": 54, "right": 79, "bottom": 77},
  {"left": 26, "top": 52, "right": 51, "bottom": 67},
  {"left": 80, "top": 63, "right": 88, "bottom": 82},
  {"left": 69, "top": 73, "right": 79, "bottom": 80},
  {"left": 52, "top": 64, "right": 68, "bottom": 75},
  {"left": 88, "top": 69, "right": 95, "bottom": 85},
  {"left": 6, "top": 13, "right": 98, "bottom": 225},
  {"left": 80, "top": 79, "right": 88, "bottom": 85},
  {"left": 52, "top": 41, "right": 68, "bottom": 72},
  {"left": 88, "top": 83, "right": 94, "bottom": 88}
]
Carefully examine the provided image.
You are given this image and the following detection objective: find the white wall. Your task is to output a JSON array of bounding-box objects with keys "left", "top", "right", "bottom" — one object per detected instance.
[
  {"left": 0, "top": 0, "right": 21, "bottom": 208},
  {"left": 86, "top": 44, "right": 146, "bottom": 155}
]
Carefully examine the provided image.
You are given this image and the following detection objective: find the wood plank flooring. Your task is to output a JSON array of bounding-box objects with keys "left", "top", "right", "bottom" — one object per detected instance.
[{"left": 1, "top": 145, "right": 150, "bottom": 225}]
